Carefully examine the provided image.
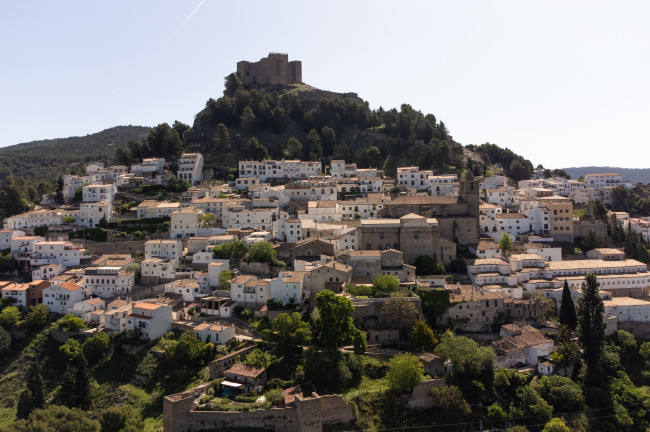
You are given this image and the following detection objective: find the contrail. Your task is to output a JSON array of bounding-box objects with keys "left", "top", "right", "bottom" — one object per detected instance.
[{"left": 168, "top": 0, "right": 207, "bottom": 41}]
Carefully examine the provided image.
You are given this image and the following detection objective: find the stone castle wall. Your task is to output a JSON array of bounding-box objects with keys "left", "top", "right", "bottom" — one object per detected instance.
[{"left": 237, "top": 53, "right": 302, "bottom": 86}]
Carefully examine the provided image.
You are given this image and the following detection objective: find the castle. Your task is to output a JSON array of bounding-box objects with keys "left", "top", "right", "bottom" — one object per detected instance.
[{"left": 237, "top": 52, "right": 302, "bottom": 86}]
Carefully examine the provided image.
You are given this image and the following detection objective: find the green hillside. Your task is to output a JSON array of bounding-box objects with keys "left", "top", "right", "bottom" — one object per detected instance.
[{"left": 0, "top": 126, "right": 151, "bottom": 186}]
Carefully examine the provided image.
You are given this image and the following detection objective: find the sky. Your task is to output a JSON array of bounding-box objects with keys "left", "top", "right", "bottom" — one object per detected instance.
[{"left": 1, "top": 1, "right": 649, "bottom": 169}]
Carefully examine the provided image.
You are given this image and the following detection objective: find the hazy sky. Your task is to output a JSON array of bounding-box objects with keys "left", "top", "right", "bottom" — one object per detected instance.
[{"left": 1, "top": 1, "right": 649, "bottom": 168}]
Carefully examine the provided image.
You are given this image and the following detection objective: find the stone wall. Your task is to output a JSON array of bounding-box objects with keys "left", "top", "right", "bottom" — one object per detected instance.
[
  {"left": 239, "top": 261, "right": 271, "bottom": 276},
  {"left": 574, "top": 221, "right": 608, "bottom": 239},
  {"left": 617, "top": 321, "right": 650, "bottom": 338},
  {"left": 163, "top": 385, "right": 354, "bottom": 432},
  {"left": 237, "top": 53, "right": 302, "bottom": 86},
  {"left": 84, "top": 239, "right": 146, "bottom": 256}
]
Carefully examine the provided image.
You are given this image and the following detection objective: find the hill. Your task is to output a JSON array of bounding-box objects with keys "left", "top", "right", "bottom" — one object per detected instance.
[
  {"left": 563, "top": 166, "right": 650, "bottom": 185},
  {"left": 0, "top": 126, "right": 151, "bottom": 186}
]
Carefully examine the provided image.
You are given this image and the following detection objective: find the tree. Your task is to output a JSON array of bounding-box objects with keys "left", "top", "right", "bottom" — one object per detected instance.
[
  {"left": 0, "top": 326, "right": 10, "bottom": 353},
  {"left": 17, "top": 362, "right": 45, "bottom": 419},
  {"left": 218, "top": 270, "right": 233, "bottom": 289},
  {"left": 59, "top": 339, "right": 82, "bottom": 363},
  {"left": 430, "top": 385, "right": 471, "bottom": 420},
  {"left": 409, "top": 319, "right": 437, "bottom": 352},
  {"left": 71, "top": 354, "right": 91, "bottom": 410},
  {"left": 269, "top": 107, "right": 288, "bottom": 133},
  {"left": 246, "top": 137, "right": 269, "bottom": 160},
  {"left": 386, "top": 353, "right": 424, "bottom": 394},
  {"left": 59, "top": 363, "right": 77, "bottom": 408},
  {"left": 56, "top": 314, "right": 85, "bottom": 331},
  {"left": 145, "top": 123, "right": 183, "bottom": 159},
  {"left": 172, "top": 120, "right": 190, "bottom": 143},
  {"left": 381, "top": 297, "right": 418, "bottom": 335},
  {"left": 499, "top": 232, "right": 513, "bottom": 255},
  {"left": 199, "top": 213, "right": 217, "bottom": 227},
  {"left": 213, "top": 240, "right": 249, "bottom": 261},
  {"left": 371, "top": 274, "right": 399, "bottom": 297},
  {"left": 434, "top": 333, "right": 495, "bottom": 401},
  {"left": 10, "top": 405, "right": 100, "bottom": 432},
  {"left": 306, "top": 129, "right": 323, "bottom": 161},
  {"left": 82, "top": 332, "right": 110, "bottom": 363},
  {"left": 283, "top": 137, "right": 303, "bottom": 159},
  {"left": 537, "top": 375, "right": 584, "bottom": 414},
  {"left": 241, "top": 106, "right": 261, "bottom": 131},
  {"left": 24, "top": 304, "right": 49, "bottom": 330},
  {"left": 559, "top": 280, "right": 577, "bottom": 330},
  {"left": 172, "top": 331, "right": 207, "bottom": 368},
  {"left": 542, "top": 418, "right": 570, "bottom": 432},
  {"left": 314, "top": 290, "right": 366, "bottom": 354},
  {"left": 320, "top": 126, "right": 336, "bottom": 156},
  {"left": 245, "top": 241, "right": 282, "bottom": 266},
  {"left": 577, "top": 273, "right": 606, "bottom": 386},
  {"left": 99, "top": 405, "right": 144, "bottom": 432},
  {"left": 262, "top": 312, "right": 311, "bottom": 355},
  {"left": 510, "top": 386, "right": 552, "bottom": 426},
  {"left": 494, "top": 368, "right": 530, "bottom": 405},
  {"left": 213, "top": 123, "right": 232, "bottom": 152},
  {"left": 167, "top": 175, "right": 190, "bottom": 193},
  {"left": 0, "top": 305, "right": 20, "bottom": 328},
  {"left": 97, "top": 215, "right": 108, "bottom": 229},
  {"left": 414, "top": 255, "right": 445, "bottom": 276},
  {"left": 245, "top": 349, "right": 271, "bottom": 368}
]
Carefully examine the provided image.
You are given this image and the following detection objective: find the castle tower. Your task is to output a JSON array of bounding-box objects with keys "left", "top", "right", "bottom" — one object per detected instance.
[{"left": 459, "top": 178, "right": 480, "bottom": 217}]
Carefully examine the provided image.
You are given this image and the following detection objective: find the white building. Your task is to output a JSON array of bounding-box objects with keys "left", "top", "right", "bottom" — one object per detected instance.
[
  {"left": 238, "top": 159, "right": 321, "bottom": 182},
  {"left": 270, "top": 271, "right": 305, "bottom": 304},
  {"left": 170, "top": 207, "right": 203, "bottom": 238},
  {"left": 141, "top": 257, "right": 177, "bottom": 283},
  {"left": 125, "top": 302, "right": 172, "bottom": 340},
  {"left": 427, "top": 174, "right": 458, "bottom": 196},
  {"left": 82, "top": 267, "right": 135, "bottom": 298},
  {"left": 585, "top": 173, "right": 629, "bottom": 189},
  {"left": 30, "top": 240, "right": 88, "bottom": 267},
  {"left": 3, "top": 210, "right": 62, "bottom": 230},
  {"left": 604, "top": 297, "right": 650, "bottom": 322},
  {"left": 177, "top": 153, "right": 204, "bottom": 185},
  {"left": 304, "top": 201, "right": 341, "bottom": 222},
  {"left": 193, "top": 322, "right": 236, "bottom": 344},
  {"left": 397, "top": 166, "right": 433, "bottom": 191},
  {"left": 221, "top": 205, "right": 278, "bottom": 231},
  {"left": 131, "top": 157, "right": 166, "bottom": 176},
  {"left": 230, "top": 275, "right": 270, "bottom": 307},
  {"left": 165, "top": 279, "right": 204, "bottom": 302},
  {"left": 11, "top": 236, "right": 45, "bottom": 262},
  {"left": 77, "top": 201, "right": 112, "bottom": 227},
  {"left": 32, "top": 263, "right": 66, "bottom": 281},
  {"left": 145, "top": 239, "right": 183, "bottom": 260},
  {"left": 0, "top": 229, "right": 24, "bottom": 250},
  {"left": 136, "top": 200, "right": 181, "bottom": 219},
  {"left": 42, "top": 282, "right": 85, "bottom": 314},
  {"left": 67, "top": 298, "right": 105, "bottom": 322},
  {"left": 82, "top": 183, "right": 117, "bottom": 203}
]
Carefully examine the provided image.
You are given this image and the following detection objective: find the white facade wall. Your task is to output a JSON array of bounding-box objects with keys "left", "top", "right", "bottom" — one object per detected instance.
[
  {"left": 43, "top": 284, "right": 85, "bottom": 314},
  {"left": 125, "top": 303, "right": 172, "bottom": 340},
  {"left": 145, "top": 239, "right": 183, "bottom": 260},
  {"left": 82, "top": 184, "right": 117, "bottom": 203}
]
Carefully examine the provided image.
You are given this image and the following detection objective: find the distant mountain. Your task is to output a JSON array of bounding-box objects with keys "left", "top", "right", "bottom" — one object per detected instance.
[
  {"left": 562, "top": 167, "right": 650, "bottom": 185},
  {"left": 0, "top": 125, "right": 151, "bottom": 186}
]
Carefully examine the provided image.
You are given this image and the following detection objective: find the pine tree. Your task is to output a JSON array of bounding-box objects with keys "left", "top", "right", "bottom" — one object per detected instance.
[
  {"left": 559, "top": 280, "right": 577, "bottom": 330},
  {"left": 26, "top": 362, "right": 45, "bottom": 408},
  {"left": 577, "top": 273, "right": 606, "bottom": 386},
  {"left": 73, "top": 354, "right": 91, "bottom": 410}
]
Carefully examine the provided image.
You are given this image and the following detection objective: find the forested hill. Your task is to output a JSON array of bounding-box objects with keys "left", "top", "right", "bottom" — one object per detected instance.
[
  {"left": 0, "top": 126, "right": 151, "bottom": 186},
  {"left": 130, "top": 72, "right": 535, "bottom": 181},
  {"left": 563, "top": 167, "right": 650, "bottom": 185}
]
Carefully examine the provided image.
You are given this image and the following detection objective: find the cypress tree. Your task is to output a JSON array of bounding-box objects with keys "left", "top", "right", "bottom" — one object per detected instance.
[
  {"left": 16, "top": 389, "right": 33, "bottom": 419},
  {"left": 577, "top": 273, "right": 606, "bottom": 386},
  {"left": 59, "top": 363, "right": 76, "bottom": 408},
  {"left": 73, "top": 353, "right": 91, "bottom": 410},
  {"left": 26, "top": 362, "right": 45, "bottom": 410},
  {"left": 559, "top": 280, "right": 578, "bottom": 330}
]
